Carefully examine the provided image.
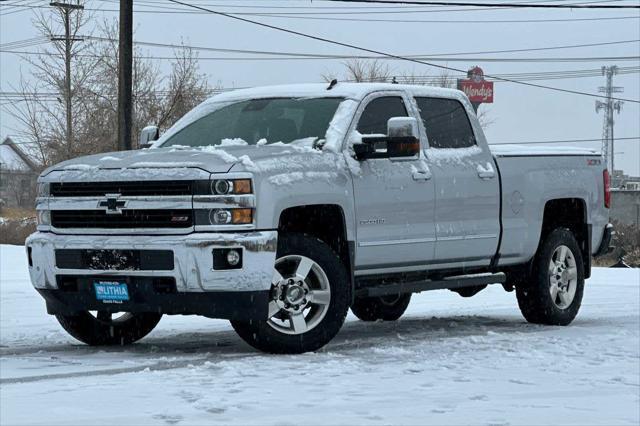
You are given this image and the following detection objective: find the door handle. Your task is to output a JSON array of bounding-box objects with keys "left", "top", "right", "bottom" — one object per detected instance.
[
  {"left": 477, "top": 170, "right": 495, "bottom": 179},
  {"left": 412, "top": 170, "right": 432, "bottom": 181},
  {"left": 477, "top": 163, "right": 496, "bottom": 180}
]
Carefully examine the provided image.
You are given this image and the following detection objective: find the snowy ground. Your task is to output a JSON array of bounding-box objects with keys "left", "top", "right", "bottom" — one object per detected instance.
[{"left": 1, "top": 244, "right": 638, "bottom": 425}]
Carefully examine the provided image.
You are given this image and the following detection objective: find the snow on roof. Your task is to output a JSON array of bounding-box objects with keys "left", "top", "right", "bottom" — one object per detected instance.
[
  {"left": 201, "top": 83, "right": 465, "bottom": 104},
  {"left": 0, "top": 137, "right": 36, "bottom": 172}
]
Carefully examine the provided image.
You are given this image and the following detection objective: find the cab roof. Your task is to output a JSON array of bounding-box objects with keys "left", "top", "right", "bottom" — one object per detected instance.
[{"left": 203, "top": 82, "right": 467, "bottom": 104}]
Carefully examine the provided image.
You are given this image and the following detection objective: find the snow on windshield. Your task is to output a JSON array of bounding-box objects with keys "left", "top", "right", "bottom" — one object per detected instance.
[{"left": 157, "top": 97, "right": 345, "bottom": 148}]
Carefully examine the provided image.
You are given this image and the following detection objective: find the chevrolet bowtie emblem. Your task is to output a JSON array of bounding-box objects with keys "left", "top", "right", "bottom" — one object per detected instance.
[{"left": 98, "top": 194, "right": 126, "bottom": 214}]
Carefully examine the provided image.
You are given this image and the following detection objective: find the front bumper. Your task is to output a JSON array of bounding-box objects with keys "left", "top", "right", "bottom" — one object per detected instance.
[{"left": 26, "top": 230, "right": 277, "bottom": 319}]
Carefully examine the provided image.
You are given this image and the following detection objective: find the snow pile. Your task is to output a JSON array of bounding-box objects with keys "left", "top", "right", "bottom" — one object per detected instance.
[
  {"left": 490, "top": 144, "right": 599, "bottom": 157},
  {"left": 323, "top": 99, "right": 358, "bottom": 153},
  {"left": 196, "top": 146, "right": 239, "bottom": 163},
  {"left": 128, "top": 161, "right": 203, "bottom": 168},
  {"left": 219, "top": 138, "right": 249, "bottom": 147},
  {"left": 62, "top": 164, "right": 97, "bottom": 171},
  {"left": 268, "top": 171, "right": 340, "bottom": 186},
  {"left": 476, "top": 162, "right": 495, "bottom": 174},
  {"left": 426, "top": 145, "right": 482, "bottom": 165}
]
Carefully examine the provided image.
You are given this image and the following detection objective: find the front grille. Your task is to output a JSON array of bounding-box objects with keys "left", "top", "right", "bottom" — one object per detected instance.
[
  {"left": 50, "top": 181, "right": 193, "bottom": 197},
  {"left": 55, "top": 249, "right": 174, "bottom": 270},
  {"left": 51, "top": 210, "right": 193, "bottom": 229}
]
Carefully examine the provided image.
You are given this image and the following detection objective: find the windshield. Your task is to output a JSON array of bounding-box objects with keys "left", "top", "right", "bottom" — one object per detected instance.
[{"left": 159, "top": 97, "right": 344, "bottom": 147}]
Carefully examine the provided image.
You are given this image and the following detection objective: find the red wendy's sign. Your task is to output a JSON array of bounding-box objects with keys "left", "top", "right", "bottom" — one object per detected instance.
[
  {"left": 457, "top": 66, "right": 494, "bottom": 104},
  {"left": 458, "top": 80, "right": 494, "bottom": 103}
]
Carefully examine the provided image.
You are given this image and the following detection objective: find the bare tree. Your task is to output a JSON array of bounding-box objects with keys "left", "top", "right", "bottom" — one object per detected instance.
[
  {"left": 6, "top": 7, "right": 99, "bottom": 165},
  {"left": 156, "top": 45, "right": 210, "bottom": 130},
  {"left": 323, "top": 59, "right": 392, "bottom": 83},
  {"left": 4, "top": 12, "right": 210, "bottom": 167}
]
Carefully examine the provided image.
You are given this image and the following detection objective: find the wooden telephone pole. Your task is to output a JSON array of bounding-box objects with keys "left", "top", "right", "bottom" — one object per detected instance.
[
  {"left": 49, "top": 1, "right": 84, "bottom": 159},
  {"left": 118, "top": 0, "right": 133, "bottom": 151}
]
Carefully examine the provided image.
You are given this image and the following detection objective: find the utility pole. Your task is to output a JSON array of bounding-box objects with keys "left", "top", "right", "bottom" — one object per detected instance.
[
  {"left": 50, "top": 1, "right": 84, "bottom": 159},
  {"left": 595, "top": 65, "right": 624, "bottom": 175},
  {"left": 118, "top": 0, "right": 133, "bottom": 151}
]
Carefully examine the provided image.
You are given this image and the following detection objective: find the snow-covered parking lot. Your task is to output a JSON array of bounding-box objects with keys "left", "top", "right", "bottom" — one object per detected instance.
[{"left": 1, "top": 243, "right": 638, "bottom": 425}]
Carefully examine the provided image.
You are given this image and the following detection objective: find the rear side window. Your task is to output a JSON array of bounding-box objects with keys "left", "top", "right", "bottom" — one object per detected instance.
[
  {"left": 415, "top": 97, "right": 476, "bottom": 149},
  {"left": 357, "top": 96, "right": 408, "bottom": 135}
]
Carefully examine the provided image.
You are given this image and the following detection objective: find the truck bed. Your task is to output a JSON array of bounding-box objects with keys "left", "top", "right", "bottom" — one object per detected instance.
[{"left": 489, "top": 144, "right": 608, "bottom": 268}]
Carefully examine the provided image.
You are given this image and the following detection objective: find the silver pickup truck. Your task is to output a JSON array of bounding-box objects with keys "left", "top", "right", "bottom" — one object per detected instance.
[{"left": 26, "top": 83, "right": 613, "bottom": 353}]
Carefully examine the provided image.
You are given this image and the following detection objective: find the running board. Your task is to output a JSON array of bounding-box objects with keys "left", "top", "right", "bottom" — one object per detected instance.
[{"left": 355, "top": 272, "right": 506, "bottom": 298}]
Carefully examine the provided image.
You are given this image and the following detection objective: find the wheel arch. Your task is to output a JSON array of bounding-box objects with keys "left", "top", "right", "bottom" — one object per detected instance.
[
  {"left": 539, "top": 197, "right": 591, "bottom": 278},
  {"left": 277, "top": 204, "right": 355, "bottom": 299}
]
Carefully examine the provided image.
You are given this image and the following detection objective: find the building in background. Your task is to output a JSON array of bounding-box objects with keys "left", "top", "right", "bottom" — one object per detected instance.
[
  {"left": 0, "top": 137, "right": 38, "bottom": 209},
  {"left": 611, "top": 169, "right": 640, "bottom": 191}
]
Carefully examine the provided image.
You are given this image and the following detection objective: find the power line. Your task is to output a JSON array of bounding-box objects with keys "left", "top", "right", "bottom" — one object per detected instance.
[
  {"left": 165, "top": 0, "right": 640, "bottom": 103},
  {"left": 222, "top": 14, "right": 639, "bottom": 23},
  {"left": 4, "top": 49, "right": 639, "bottom": 63},
  {"left": 98, "top": 0, "right": 640, "bottom": 14},
  {"left": 4, "top": 36, "right": 638, "bottom": 60},
  {"left": 325, "top": 0, "right": 640, "bottom": 8},
  {"left": 5, "top": 0, "right": 640, "bottom": 16},
  {"left": 82, "top": 35, "right": 640, "bottom": 60},
  {"left": 96, "top": 0, "right": 632, "bottom": 10},
  {"left": 3, "top": 47, "right": 640, "bottom": 65}
]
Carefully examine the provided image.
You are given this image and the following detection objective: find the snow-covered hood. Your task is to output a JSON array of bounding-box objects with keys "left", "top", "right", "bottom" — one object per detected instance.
[
  {"left": 42, "top": 147, "right": 239, "bottom": 175},
  {"left": 40, "top": 144, "right": 340, "bottom": 178}
]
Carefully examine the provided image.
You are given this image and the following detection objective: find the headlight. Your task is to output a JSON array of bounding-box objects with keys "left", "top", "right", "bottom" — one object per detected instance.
[
  {"left": 193, "top": 179, "right": 252, "bottom": 195},
  {"left": 36, "top": 182, "right": 50, "bottom": 198},
  {"left": 36, "top": 210, "right": 50, "bottom": 226},
  {"left": 195, "top": 208, "right": 253, "bottom": 226}
]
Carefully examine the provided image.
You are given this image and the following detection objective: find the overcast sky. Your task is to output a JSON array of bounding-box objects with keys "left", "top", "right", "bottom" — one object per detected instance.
[{"left": 1, "top": 0, "right": 639, "bottom": 174}]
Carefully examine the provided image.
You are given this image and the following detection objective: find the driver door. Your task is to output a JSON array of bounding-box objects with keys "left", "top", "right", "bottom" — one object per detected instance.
[{"left": 351, "top": 93, "right": 437, "bottom": 274}]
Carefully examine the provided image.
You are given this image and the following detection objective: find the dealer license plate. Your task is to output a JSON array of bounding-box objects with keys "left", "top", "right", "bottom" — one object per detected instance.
[{"left": 94, "top": 280, "right": 129, "bottom": 303}]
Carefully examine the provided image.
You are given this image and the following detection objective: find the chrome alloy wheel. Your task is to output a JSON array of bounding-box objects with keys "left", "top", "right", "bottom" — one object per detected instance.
[
  {"left": 267, "top": 255, "right": 331, "bottom": 335},
  {"left": 548, "top": 245, "right": 578, "bottom": 309}
]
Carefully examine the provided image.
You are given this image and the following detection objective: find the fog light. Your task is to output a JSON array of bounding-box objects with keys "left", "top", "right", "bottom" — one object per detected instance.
[
  {"left": 226, "top": 249, "right": 241, "bottom": 266},
  {"left": 213, "top": 248, "right": 243, "bottom": 270},
  {"left": 211, "top": 209, "right": 232, "bottom": 224}
]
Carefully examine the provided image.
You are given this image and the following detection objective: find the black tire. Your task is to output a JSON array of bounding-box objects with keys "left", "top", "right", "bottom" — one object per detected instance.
[
  {"left": 56, "top": 312, "right": 162, "bottom": 346},
  {"left": 231, "top": 233, "right": 350, "bottom": 354},
  {"left": 516, "top": 228, "right": 585, "bottom": 326},
  {"left": 351, "top": 293, "right": 411, "bottom": 321}
]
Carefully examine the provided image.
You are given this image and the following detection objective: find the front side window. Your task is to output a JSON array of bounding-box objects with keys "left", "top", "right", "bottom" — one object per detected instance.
[
  {"left": 357, "top": 96, "right": 408, "bottom": 135},
  {"left": 160, "top": 97, "right": 344, "bottom": 147},
  {"left": 415, "top": 97, "right": 476, "bottom": 149}
]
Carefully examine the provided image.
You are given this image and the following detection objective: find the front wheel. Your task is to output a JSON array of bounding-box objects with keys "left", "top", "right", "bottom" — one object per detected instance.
[
  {"left": 516, "top": 228, "right": 585, "bottom": 326},
  {"left": 56, "top": 311, "right": 162, "bottom": 345},
  {"left": 231, "top": 234, "right": 350, "bottom": 354}
]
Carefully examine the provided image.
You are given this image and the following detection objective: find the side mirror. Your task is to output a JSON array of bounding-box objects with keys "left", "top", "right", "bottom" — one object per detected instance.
[
  {"left": 354, "top": 117, "right": 420, "bottom": 160},
  {"left": 387, "top": 117, "right": 418, "bottom": 139},
  {"left": 139, "top": 125, "right": 159, "bottom": 149}
]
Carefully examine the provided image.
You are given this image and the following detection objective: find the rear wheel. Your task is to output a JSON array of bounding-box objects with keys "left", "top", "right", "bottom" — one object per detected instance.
[
  {"left": 56, "top": 311, "right": 162, "bottom": 345},
  {"left": 351, "top": 293, "right": 411, "bottom": 321},
  {"left": 231, "top": 234, "right": 350, "bottom": 354},
  {"left": 516, "top": 228, "right": 584, "bottom": 326}
]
